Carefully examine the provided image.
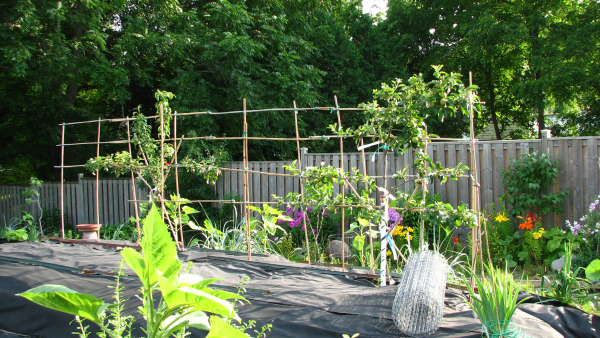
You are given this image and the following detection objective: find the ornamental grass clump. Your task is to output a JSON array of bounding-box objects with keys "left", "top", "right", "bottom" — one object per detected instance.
[{"left": 464, "top": 264, "right": 529, "bottom": 337}]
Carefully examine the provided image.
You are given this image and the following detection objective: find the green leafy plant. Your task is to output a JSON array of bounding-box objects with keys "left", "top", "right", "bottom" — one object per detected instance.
[
  {"left": 0, "top": 225, "right": 7, "bottom": 239},
  {"left": 464, "top": 264, "right": 529, "bottom": 335},
  {"left": 28, "top": 225, "right": 40, "bottom": 242},
  {"left": 23, "top": 177, "right": 43, "bottom": 235},
  {"left": 41, "top": 207, "right": 72, "bottom": 237},
  {"left": 501, "top": 151, "right": 568, "bottom": 217},
  {"left": 18, "top": 204, "right": 250, "bottom": 337},
  {"left": 346, "top": 217, "right": 379, "bottom": 268},
  {"left": 101, "top": 220, "right": 138, "bottom": 242},
  {"left": 542, "top": 241, "right": 588, "bottom": 305},
  {"left": 585, "top": 259, "right": 600, "bottom": 282},
  {"left": 6, "top": 228, "right": 28, "bottom": 242}
]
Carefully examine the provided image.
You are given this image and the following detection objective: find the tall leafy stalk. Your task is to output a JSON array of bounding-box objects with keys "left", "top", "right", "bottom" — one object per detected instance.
[{"left": 18, "top": 204, "right": 250, "bottom": 337}]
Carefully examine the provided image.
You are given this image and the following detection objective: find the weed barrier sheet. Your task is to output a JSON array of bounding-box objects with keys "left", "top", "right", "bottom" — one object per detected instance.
[{"left": 0, "top": 241, "right": 597, "bottom": 337}]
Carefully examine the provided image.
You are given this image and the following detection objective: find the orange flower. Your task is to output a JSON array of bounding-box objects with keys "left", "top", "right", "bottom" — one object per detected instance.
[
  {"left": 519, "top": 221, "right": 533, "bottom": 231},
  {"left": 452, "top": 237, "right": 458, "bottom": 244}
]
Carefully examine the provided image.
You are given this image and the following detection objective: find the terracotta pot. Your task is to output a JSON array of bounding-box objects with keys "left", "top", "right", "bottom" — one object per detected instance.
[{"left": 76, "top": 224, "right": 102, "bottom": 240}]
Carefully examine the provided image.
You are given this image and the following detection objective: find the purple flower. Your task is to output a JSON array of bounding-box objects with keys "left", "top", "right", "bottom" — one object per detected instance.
[
  {"left": 388, "top": 209, "right": 401, "bottom": 226},
  {"left": 307, "top": 206, "right": 313, "bottom": 212}
]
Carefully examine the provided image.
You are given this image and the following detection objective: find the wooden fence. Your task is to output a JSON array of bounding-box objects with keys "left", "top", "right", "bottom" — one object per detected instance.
[
  {"left": 216, "top": 134, "right": 600, "bottom": 230},
  {"left": 0, "top": 174, "right": 148, "bottom": 228},
  {"left": 2, "top": 134, "right": 597, "bottom": 233}
]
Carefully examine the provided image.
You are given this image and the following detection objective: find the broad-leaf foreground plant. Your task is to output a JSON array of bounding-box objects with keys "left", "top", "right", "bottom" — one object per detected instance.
[{"left": 18, "top": 204, "right": 249, "bottom": 338}]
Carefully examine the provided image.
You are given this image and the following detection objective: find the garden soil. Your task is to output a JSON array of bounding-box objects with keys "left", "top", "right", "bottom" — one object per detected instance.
[{"left": 0, "top": 241, "right": 597, "bottom": 338}]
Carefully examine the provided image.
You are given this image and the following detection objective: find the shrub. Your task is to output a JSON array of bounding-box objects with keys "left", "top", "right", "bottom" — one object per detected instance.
[{"left": 501, "top": 151, "right": 568, "bottom": 217}]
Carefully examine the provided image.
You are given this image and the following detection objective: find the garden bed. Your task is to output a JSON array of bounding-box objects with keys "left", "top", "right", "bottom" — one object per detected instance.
[{"left": 0, "top": 241, "right": 597, "bottom": 337}]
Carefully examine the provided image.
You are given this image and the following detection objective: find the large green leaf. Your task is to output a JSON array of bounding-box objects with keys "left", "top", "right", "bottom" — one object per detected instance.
[
  {"left": 547, "top": 239, "right": 561, "bottom": 253},
  {"left": 205, "top": 316, "right": 247, "bottom": 338},
  {"left": 136, "top": 204, "right": 182, "bottom": 288},
  {"left": 121, "top": 247, "right": 148, "bottom": 289},
  {"left": 18, "top": 285, "right": 107, "bottom": 324},
  {"left": 585, "top": 259, "right": 600, "bottom": 282},
  {"left": 161, "top": 311, "right": 210, "bottom": 333},
  {"left": 158, "top": 275, "right": 235, "bottom": 318}
]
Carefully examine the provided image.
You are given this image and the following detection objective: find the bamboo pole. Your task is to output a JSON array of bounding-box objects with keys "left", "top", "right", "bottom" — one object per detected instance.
[
  {"left": 243, "top": 98, "right": 252, "bottom": 261},
  {"left": 468, "top": 71, "right": 481, "bottom": 290},
  {"left": 61, "top": 107, "right": 367, "bottom": 126},
  {"left": 294, "top": 101, "right": 312, "bottom": 266},
  {"left": 160, "top": 104, "right": 165, "bottom": 220},
  {"left": 95, "top": 120, "right": 101, "bottom": 238},
  {"left": 360, "top": 138, "right": 375, "bottom": 273},
  {"left": 419, "top": 130, "right": 429, "bottom": 249},
  {"left": 174, "top": 113, "right": 184, "bottom": 249},
  {"left": 126, "top": 119, "right": 141, "bottom": 242},
  {"left": 60, "top": 123, "right": 65, "bottom": 238},
  {"left": 334, "top": 96, "right": 347, "bottom": 271}
]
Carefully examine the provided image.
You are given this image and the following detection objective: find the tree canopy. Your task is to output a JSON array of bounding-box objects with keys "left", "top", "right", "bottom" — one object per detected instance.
[{"left": 1, "top": 0, "right": 598, "bottom": 184}]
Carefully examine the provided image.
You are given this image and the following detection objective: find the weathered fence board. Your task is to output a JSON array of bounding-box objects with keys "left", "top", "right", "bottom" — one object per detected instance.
[{"left": 0, "top": 175, "right": 148, "bottom": 229}]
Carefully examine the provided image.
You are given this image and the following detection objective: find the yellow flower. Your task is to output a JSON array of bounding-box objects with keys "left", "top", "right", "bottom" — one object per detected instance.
[
  {"left": 408, "top": 235, "right": 413, "bottom": 241},
  {"left": 495, "top": 213, "right": 509, "bottom": 223},
  {"left": 387, "top": 250, "right": 392, "bottom": 256},
  {"left": 533, "top": 228, "right": 546, "bottom": 240},
  {"left": 407, "top": 227, "right": 415, "bottom": 233}
]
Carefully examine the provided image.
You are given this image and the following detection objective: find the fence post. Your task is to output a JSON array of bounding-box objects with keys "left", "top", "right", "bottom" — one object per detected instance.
[
  {"left": 541, "top": 129, "right": 551, "bottom": 154},
  {"left": 76, "top": 173, "right": 84, "bottom": 225},
  {"left": 300, "top": 147, "right": 308, "bottom": 170}
]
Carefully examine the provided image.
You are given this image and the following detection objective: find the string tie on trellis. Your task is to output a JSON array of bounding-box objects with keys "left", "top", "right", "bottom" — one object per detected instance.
[
  {"left": 321, "top": 135, "right": 327, "bottom": 141},
  {"left": 371, "top": 145, "right": 390, "bottom": 162},
  {"left": 385, "top": 233, "right": 399, "bottom": 261},
  {"left": 244, "top": 167, "right": 249, "bottom": 170},
  {"left": 206, "top": 110, "right": 210, "bottom": 115},
  {"left": 242, "top": 131, "right": 248, "bottom": 138},
  {"left": 173, "top": 111, "right": 178, "bottom": 115},
  {"left": 469, "top": 172, "right": 481, "bottom": 187},
  {"left": 313, "top": 107, "right": 318, "bottom": 111},
  {"left": 230, "top": 199, "right": 235, "bottom": 203}
]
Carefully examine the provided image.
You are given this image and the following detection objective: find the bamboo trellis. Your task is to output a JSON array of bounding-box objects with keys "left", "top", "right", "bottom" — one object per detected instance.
[{"left": 56, "top": 91, "right": 484, "bottom": 282}]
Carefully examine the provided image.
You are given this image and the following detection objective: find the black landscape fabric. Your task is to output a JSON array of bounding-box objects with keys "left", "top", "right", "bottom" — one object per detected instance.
[{"left": 0, "top": 241, "right": 597, "bottom": 338}]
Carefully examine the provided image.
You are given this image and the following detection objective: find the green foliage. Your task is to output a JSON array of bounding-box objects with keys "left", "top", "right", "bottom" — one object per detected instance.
[
  {"left": 18, "top": 204, "right": 250, "bottom": 337},
  {"left": 247, "top": 204, "right": 291, "bottom": 236},
  {"left": 541, "top": 241, "right": 588, "bottom": 305},
  {"left": 23, "top": 177, "right": 43, "bottom": 234},
  {"left": 42, "top": 207, "right": 73, "bottom": 237},
  {"left": 333, "top": 65, "right": 480, "bottom": 153},
  {"left": 464, "top": 264, "right": 529, "bottom": 329},
  {"left": 6, "top": 228, "right": 29, "bottom": 242},
  {"left": 346, "top": 217, "right": 378, "bottom": 268},
  {"left": 28, "top": 225, "right": 40, "bottom": 242},
  {"left": 585, "top": 259, "right": 600, "bottom": 282},
  {"left": 100, "top": 220, "right": 138, "bottom": 242},
  {"left": 501, "top": 152, "right": 568, "bottom": 217},
  {"left": 86, "top": 96, "right": 225, "bottom": 199}
]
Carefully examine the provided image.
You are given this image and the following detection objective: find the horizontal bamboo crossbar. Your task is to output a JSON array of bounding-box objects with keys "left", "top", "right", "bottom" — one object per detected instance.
[{"left": 60, "top": 106, "right": 367, "bottom": 126}]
